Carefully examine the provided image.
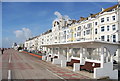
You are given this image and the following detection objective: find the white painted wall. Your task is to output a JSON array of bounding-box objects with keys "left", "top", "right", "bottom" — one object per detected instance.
[
  {"left": 52, "top": 59, "right": 61, "bottom": 64},
  {"left": 94, "top": 62, "right": 118, "bottom": 79}
]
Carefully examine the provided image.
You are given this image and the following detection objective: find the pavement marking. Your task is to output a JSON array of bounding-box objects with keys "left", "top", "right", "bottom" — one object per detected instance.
[
  {"left": 8, "top": 54, "right": 12, "bottom": 80},
  {"left": 46, "top": 69, "right": 67, "bottom": 81},
  {"left": 8, "top": 70, "right": 11, "bottom": 80},
  {"left": 9, "top": 54, "right": 11, "bottom": 63}
]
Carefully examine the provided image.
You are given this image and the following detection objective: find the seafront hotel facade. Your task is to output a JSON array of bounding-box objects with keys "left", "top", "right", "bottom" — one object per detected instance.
[{"left": 24, "top": 4, "right": 120, "bottom": 79}]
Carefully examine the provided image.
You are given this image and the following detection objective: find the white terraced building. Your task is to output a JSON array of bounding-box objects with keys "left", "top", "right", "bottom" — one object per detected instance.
[{"left": 24, "top": 4, "right": 120, "bottom": 79}]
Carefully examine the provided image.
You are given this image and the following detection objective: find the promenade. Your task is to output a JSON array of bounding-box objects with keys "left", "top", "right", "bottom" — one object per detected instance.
[{"left": 2, "top": 49, "right": 89, "bottom": 80}]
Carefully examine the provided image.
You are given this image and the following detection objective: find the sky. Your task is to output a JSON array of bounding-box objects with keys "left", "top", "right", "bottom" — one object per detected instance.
[{"left": 1, "top": 2, "right": 118, "bottom": 48}]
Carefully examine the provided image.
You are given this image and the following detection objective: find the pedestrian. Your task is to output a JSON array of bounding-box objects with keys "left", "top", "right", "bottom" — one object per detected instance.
[{"left": 1, "top": 48, "right": 4, "bottom": 54}]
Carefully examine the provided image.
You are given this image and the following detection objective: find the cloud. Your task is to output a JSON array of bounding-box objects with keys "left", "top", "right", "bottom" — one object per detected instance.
[
  {"left": 14, "top": 28, "right": 32, "bottom": 42},
  {"left": 22, "top": 28, "right": 32, "bottom": 39},
  {"left": 64, "top": 15, "right": 70, "bottom": 21},
  {"left": 54, "top": 11, "right": 63, "bottom": 19},
  {"left": 2, "top": 28, "right": 32, "bottom": 48},
  {"left": 54, "top": 11, "right": 71, "bottom": 21},
  {"left": 2, "top": 37, "right": 13, "bottom": 48},
  {"left": 14, "top": 30, "right": 24, "bottom": 38}
]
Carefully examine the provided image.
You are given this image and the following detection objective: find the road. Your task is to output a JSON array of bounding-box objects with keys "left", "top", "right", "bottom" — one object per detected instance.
[{"left": 1, "top": 49, "right": 89, "bottom": 80}]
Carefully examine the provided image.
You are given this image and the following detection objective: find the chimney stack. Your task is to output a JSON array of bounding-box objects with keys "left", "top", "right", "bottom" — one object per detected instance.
[
  {"left": 101, "top": 8, "right": 104, "bottom": 11},
  {"left": 90, "top": 13, "right": 93, "bottom": 16},
  {"left": 80, "top": 17, "right": 85, "bottom": 21}
]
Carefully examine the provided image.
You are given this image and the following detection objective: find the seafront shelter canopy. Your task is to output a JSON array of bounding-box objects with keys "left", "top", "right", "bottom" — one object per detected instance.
[
  {"left": 42, "top": 40, "right": 119, "bottom": 66},
  {"left": 41, "top": 40, "right": 119, "bottom": 79},
  {"left": 42, "top": 40, "right": 119, "bottom": 48}
]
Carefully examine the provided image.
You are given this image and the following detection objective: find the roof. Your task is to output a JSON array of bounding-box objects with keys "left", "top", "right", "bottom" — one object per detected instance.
[
  {"left": 25, "top": 4, "right": 119, "bottom": 42},
  {"left": 42, "top": 29, "right": 52, "bottom": 35},
  {"left": 26, "top": 35, "right": 39, "bottom": 41},
  {"left": 25, "top": 29, "right": 52, "bottom": 42},
  {"left": 41, "top": 40, "right": 120, "bottom": 47},
  {"left": 101, "top": 4, "right": 118, "bottom": 14},
  {"left": 77, "top": 4, "right": 118, "bottom": 22}
]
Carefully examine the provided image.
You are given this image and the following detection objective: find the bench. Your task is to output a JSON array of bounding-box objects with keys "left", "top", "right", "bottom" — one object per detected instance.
[
  {"left": 49, "top": 55, "right": 51, "bottom": 57},
  {"left": 67, "top": 59, "right": 80, "bottom": 67},
  {"left": 80, "top": 61, "right": 100, "bottom": 72},
  {"left": 54, "top": 56, "right": 58, "bottom": 58},
  {"left": 51, "top": 56, "right": 58, "bottom": 62}
]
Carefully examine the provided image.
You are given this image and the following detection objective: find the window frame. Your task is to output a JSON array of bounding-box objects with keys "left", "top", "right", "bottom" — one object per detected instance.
[
  {"left": 86, "top": 30, "right": 91, "bottom": 35},
  {"left": 112, "top": 24, "right": 116, "bottom": 30},
  {"left": 107, "top": 35, "right": 109, "bottom": 42},
  {"left": 95, "top": 28, "right": 97, "bottom": 34},
  {"left": 112, "top": 16, "right": 115, "bottom": 20},
  {"left": 107, "top": 17, "right": 109, "bottom": 21},
  {"left": 78, "top": 26, "right": 81, "bottom": 30},
  {"left": 107, "top": 25, "right": 110, "bottom": 31},
  {"left": 113, "top": 35, "right": 116, "bottom": 42},
  {"left": 95, "top": 22, "right": 97, "bottom": 25},
  {"left": 101, "top": 26, "right": 105, "bottom": 32},
  {"left": 101, "top": 18, "right": 104, "bottom": 23},
  {"left": 101, "top": 36, "right": 105, "bottom": 41}
]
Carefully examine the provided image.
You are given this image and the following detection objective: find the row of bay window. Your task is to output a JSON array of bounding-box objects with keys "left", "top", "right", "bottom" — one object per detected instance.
[
  {"left": 62, "top": 28, "right": 117, "bottom": 42},
  {"left": 62, "top": 34, "right": 117, "bottom": 43},
  {"left": 101, "top": 34, "right": 116, "bottom": 42},
  {"left": 74, "top": 15, "right": 116, "bottom": 31},
  {"left": 74, "top": 24, "right": 116, "bottom": 37},
  {"left": 71, "top": 24, "right": 116, "bottom": 37},
  {"left": 100, "top": 24, "right": 116, "bottom": 32}
]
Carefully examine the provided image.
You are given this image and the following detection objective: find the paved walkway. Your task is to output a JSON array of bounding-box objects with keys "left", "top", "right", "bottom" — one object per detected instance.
[
  {"left": 2, "top": 49, "right": 89, "bottom": 80},
  {"left": 41, "top": 61, "right": 89, "bottom": 79}
]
